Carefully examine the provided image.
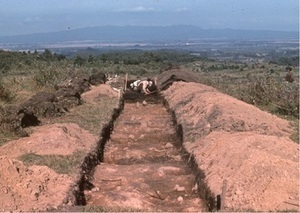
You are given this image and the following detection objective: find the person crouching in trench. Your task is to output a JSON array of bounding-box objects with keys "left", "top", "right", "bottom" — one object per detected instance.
[{"left": 137, "top": 79, "right": 156, "bottom": 94}]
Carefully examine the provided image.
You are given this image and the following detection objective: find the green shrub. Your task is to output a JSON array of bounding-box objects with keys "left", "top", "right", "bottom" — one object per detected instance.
[
  {"left": 0, "top": 78, "right": 15, "bottom": 102},
  {"left": 33, "top": 66, "right": 60, "bottom": 87},
  {"left": 32, "top": 62, "right": 75, "bottom": 88},
  {"left": 240, "top": 74, "right": 299, "bottom": 118}
]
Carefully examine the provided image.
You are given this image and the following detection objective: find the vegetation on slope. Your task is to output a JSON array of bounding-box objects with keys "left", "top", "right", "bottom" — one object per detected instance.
[{"left": 0, "top": 48, "right": 298, "bottom": 143}]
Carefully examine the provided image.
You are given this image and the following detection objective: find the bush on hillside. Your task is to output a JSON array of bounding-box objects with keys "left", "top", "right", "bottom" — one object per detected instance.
[
  {"left": 238, "top": 74, "right": 299, "bottom": 118},
  {"left": 0, "top": 78, "right": 15, "bottom": 102}
]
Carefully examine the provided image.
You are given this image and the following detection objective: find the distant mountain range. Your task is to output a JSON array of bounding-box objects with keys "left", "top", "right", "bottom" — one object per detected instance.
[{"left": 0, "top": 25, "right": 298, "bottom": 44}]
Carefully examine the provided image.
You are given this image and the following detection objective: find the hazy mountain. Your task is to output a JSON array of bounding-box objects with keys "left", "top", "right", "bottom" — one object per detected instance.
[{"left": 0, "top": 25, "right": 298, "bottom": 44}]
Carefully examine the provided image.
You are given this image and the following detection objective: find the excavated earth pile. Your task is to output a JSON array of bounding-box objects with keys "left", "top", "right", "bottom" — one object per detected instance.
[
  {"left": 162, "top": 81, "right": 299, "bottom": 212},
  {"left": 83, "top": 93, "right": 206, "bottom": 212},
  {"left": 0, "top": 84, "right": 117, "bottom": 212},
  {"left": 0, "top": 123, "right": 97, "bottom": 211}
]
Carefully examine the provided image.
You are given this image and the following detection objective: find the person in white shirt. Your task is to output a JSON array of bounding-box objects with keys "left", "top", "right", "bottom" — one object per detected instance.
[
  {"left": 137, "top": 80, "right": 153, "bottom": 94},
  {"left": 130, "top": 79, "right": 141, "bottom": 91}
]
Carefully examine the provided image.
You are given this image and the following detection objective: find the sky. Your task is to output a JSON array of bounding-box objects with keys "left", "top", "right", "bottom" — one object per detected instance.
[{"left": 0, "top": 0, "right": 299, "bottom": 36}]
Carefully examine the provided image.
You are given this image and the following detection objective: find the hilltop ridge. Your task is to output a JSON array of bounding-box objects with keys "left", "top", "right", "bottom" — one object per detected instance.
[{"left": 0, "top": 25, "right": 298, "bottom": 45}]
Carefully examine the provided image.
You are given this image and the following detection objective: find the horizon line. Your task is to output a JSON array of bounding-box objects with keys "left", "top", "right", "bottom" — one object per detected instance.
[{"left": 1, "top": 25, "right": 299, "bottom": 37}]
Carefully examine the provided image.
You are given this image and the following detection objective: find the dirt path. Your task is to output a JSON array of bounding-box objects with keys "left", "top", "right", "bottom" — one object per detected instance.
[{"left": 84, "top": 95, "right": 205, "bottom": 211}]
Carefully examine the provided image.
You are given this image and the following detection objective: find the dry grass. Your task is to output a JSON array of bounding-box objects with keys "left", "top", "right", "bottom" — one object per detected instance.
[
  {"left": 0, "top": 130, "right": 19, "bottom": 147},
  {"left": 46, "top": 96, "right": 119, "bottom": 135},
  {"left": 18, "top": 150, "right": 85, "bottom": 174}
]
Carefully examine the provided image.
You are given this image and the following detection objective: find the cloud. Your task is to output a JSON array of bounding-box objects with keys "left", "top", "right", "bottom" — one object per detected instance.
[
  {"left": 23, "top": 16, "right": 42, "bottom": 23},
  {"left": 175, "top": 7, "right": 189, "bottom": 12},
  {"left": 114, "top": 6, "right": 159, "bottom": 13}
]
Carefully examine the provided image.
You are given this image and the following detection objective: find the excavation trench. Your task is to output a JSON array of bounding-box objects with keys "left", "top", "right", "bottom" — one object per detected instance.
[{"left": 72, "top": 91, "right": 215, "bottom": 212}]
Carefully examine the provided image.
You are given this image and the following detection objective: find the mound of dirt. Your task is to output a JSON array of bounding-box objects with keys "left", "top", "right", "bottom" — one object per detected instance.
[
  {"left": 162, "top": 81, "right": 299, "bottom": 211},
  {"left": 164, "top": 82, "right": 292, "bottom": 138},
  {"left": 0, "top": 124, "right": 98, "bottom": 211},
  {"left": 156, "top": 67, "right": 201, "bottom": 91},
  {"left": 89, "top": 72, "right": 106, "bottom": 85},
  {"left": 187, "top": 131, "right": 299, "bottom": 211},
  {"left": 0, "top": 123, "right": 97, "bottom": 158},
  {"left": 0, "top": 156, "right": 73, "bottom": 211},
  {"left": 81, "top": 84, "right": 119, "bottom": 103}
]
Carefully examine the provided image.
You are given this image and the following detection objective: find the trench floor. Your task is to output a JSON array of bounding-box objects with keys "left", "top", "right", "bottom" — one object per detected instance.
[{"left": 84, "top": 96, "right": 204, "bottom": 212}]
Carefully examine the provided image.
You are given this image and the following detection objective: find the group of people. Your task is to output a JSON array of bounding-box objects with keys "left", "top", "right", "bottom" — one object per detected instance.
[{"left": 129, "top": 78, "right": 156, "bottom": 94}]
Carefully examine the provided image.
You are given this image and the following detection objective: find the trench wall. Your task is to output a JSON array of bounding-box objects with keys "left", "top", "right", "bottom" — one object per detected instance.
[
  {"left": 68, "top": 91, "right": 218, "bottom": 211},
  {"left": 164, "top": 100, "right": 217, "bottom": 211},
  {"left": 68, "top": 98, "right": 124, "bottom": 206}
]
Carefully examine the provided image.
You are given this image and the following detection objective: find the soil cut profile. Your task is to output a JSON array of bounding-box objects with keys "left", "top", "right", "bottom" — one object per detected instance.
[{"left": 84, "top": 93, "right": 206, "bottom": 212}]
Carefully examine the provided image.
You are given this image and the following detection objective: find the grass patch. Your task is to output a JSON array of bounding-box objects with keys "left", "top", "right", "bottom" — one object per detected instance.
[
  {"left": 0, "top": 105, "right": 21, "bottom": 146},
  {"left": 18, "top": 150, "right": 85, "bottom": 174},
  {"left": 0, "top": 130, "right": 19, "bottom": 147},
  {"left": 49, "top": 96, "right": 119, "bottom": 135}
]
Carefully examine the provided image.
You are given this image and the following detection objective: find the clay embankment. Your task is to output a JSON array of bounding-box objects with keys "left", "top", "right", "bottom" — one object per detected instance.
[{"left": 162, "top": 81, "right": 299, "bottom": 211}]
